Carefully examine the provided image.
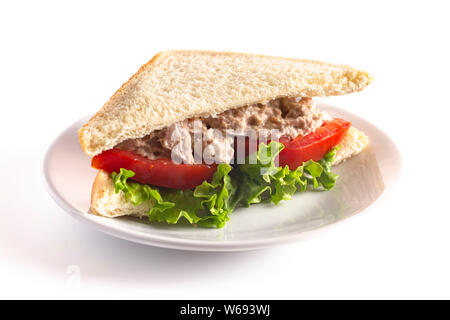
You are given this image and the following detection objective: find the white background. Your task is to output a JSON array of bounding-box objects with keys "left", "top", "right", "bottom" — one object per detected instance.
[{"left": 1, "top": 0, "right": 449, "bottom": 299}]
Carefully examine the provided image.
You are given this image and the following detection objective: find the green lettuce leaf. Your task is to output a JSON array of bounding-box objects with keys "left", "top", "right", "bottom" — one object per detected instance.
[
  {"left": 110, "top": 143, "right": 339, "bottom": 228},
  {"left": 235, "top": 142, "right": 338, "bottom": 206},
  {"left": 111, "top": 165, "right": 235, "bottom": 228},
  {"left": 193, "top": 164, "right": 236, "bottom": 228}
]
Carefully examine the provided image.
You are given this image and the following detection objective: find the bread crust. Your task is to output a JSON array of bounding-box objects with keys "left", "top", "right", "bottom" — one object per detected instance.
[
  {"left": 79, "top": 50, "right": 372, "bottom": 157},
  {"left": 79, "top": 51, "right": 165, "bottom": 155}
]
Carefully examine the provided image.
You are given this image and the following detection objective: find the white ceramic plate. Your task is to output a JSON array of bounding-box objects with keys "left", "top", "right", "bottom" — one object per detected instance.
[{"left": 43, "top": 103, "right": 401, "bottom": 251}]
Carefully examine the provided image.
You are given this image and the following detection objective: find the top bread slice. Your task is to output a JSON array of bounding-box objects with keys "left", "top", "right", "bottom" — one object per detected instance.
[{"left": 78, "top": 50, "right": 373, "bottom": 157}]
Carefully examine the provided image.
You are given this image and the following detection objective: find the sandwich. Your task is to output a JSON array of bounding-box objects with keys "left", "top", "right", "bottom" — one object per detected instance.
[{"left": 79, "top": 50, "right": 372, "bottom": 228}]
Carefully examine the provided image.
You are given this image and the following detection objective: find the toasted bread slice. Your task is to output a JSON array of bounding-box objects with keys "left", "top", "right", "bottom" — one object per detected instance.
[{"left": 79, "top": 51, "right": 372, "bottom": 157}]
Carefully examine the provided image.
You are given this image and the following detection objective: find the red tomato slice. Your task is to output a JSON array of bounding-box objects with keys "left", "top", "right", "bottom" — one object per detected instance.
[
  {"left": 278, "top": 118, "right": 351, "bottom": 169},
  {"left": 91, "top": 149, "right": 217, "bottom": 190},
  {"left": 91, "top": 118, "right": 350, "bottom": 190}
]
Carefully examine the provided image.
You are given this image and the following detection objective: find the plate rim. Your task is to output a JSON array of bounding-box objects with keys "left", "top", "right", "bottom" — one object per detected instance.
[{"left": 43, "top": 102, "right": 401, "bottom": 252}]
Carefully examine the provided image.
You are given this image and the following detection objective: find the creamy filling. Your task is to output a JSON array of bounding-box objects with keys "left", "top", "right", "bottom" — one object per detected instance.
[{"left": 116, "top": 97, "right": 330, "bottom": 164}]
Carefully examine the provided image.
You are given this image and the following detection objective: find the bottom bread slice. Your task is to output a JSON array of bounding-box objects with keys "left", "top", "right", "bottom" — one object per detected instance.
[
  {"left": 91, "top": 170, "right": 152, "bottom": 218},
  {"left": 91, "top": 127, "right": 369, "bottom": 218}
]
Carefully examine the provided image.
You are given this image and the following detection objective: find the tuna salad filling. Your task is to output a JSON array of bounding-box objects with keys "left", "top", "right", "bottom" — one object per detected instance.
[{"left": 116, "top": 97, "right": 330, "bottom": 164}]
